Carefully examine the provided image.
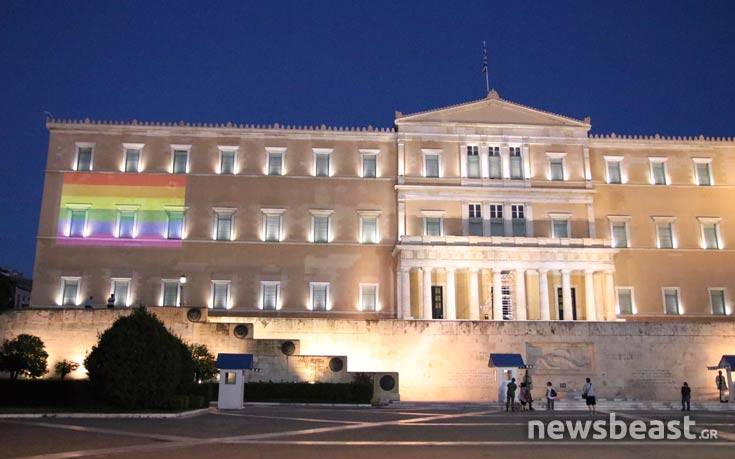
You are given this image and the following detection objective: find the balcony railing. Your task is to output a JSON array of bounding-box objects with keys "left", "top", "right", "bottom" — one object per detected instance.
[{"left": 400, "top": 235, "right": 611, "bottom": 248}]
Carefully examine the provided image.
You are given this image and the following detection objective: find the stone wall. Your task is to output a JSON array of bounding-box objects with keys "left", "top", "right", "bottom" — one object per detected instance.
[{"left": 1, "top": 308, "right": 734, "bottom": 401}]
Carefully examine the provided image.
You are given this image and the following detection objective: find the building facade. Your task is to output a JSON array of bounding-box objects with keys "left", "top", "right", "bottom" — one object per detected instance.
[{"left": 31, "top": 91, "right": 735, "bottom": 322}]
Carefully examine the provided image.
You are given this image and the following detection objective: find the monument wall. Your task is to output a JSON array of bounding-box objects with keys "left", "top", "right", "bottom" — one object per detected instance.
[{"left": 1, "top": 308, "right": 733, "bottom": 401}]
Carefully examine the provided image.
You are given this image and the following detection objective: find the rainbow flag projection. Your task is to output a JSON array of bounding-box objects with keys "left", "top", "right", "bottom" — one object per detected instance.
[{"left": 57, "top": 172, "right": 187, "bottom": 247}]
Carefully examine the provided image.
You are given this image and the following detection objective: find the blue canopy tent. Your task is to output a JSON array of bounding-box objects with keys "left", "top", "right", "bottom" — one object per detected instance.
[{"left": 488, "top": 353, "right": 531, "bottom": 369}]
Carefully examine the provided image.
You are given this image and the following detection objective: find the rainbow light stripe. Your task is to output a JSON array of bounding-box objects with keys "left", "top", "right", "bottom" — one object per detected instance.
[{"left": 57, "top": 172, "right": 187, "bottom": 247}]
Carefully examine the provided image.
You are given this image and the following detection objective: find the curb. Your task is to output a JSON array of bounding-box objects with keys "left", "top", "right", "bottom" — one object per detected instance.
[
  {"left": 0, "top": 407, "right": 212, "bottom": 419},
  {"left": 241, "top": 402, "right": 373, "bottom": 408}
]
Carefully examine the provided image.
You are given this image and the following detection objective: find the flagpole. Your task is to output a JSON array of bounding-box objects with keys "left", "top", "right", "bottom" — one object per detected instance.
[{"left": 482, "top": 41, "right": 490, "bottom": 94}]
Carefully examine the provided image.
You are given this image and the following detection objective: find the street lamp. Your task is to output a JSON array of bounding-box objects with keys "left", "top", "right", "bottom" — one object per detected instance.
[{"left": 179, "top": 274, "right": 187, "bottom": 307}]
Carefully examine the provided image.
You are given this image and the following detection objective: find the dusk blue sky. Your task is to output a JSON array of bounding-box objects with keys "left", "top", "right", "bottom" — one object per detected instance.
[{"left": 1, "top": 1, "right": 734, "bottom": 277}]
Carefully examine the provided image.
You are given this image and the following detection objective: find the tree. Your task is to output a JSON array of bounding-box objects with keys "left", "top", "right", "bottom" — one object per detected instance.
[
  {"left": 0, "top": 334, "right": 48, "bottom": 380},
  {"left": 84, "top": 308, "right": 195, "bottom": 409},
  {"left": 189, "top": 343, "right": 217, "bottom": 382},
  {"left": 54, "top": 359, "right": 80, "bottom": 380}
]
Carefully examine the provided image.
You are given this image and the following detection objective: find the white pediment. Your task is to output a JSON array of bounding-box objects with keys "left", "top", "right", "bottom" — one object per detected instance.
[{"left": 396, "top": 90, "right": 589, "bottom": 128}]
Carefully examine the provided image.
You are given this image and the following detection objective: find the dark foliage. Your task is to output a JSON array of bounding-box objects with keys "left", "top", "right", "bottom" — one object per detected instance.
[
  {"left": 84, "top": 308, "right": 195, "bottom": 409},
  {"left": 0, "top": 334, "right": 48, "bottom": 379}
]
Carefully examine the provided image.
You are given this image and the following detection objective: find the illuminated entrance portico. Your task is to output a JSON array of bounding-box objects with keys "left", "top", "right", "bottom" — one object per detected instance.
[{"left": 396, "top": 239, "right": 617, "bottom": 321}]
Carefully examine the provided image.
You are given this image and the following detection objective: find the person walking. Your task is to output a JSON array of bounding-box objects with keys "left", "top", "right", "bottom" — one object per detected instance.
[
  {"left": 582, "top": 377, "right": 596, "bottom": 414},
  {"left": 545, "top": 381, "right": 557, "bottom": 411},
  {"left": 506, "top": 377, "right": 517, "bottom": 412},
  {"left": 716, "top": 370, "right": 728, "bottom": 403},
  {"left": 681, "top": 382, "right": 691, "bottom": 411}
]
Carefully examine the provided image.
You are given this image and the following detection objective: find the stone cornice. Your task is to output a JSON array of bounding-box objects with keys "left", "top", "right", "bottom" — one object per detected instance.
[
  {"left": 590, "top": 132, "right": 735, "bottom": 147},
  {"left": 46, "top": 118, "right": 396, "bottom": 140}
]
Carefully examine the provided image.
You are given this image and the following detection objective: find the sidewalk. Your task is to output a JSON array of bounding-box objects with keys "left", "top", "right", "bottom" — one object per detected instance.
[{"left": 390, "top": 400, "right": 735, "bottom": 412}]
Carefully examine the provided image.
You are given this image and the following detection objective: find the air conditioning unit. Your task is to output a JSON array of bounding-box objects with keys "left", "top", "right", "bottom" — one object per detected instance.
[{"left": 372, "top": 372, "right": 400, "bottom": 405}]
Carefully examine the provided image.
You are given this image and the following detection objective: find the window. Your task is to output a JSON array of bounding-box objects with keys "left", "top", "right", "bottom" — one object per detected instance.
[
  {"left": 264, "top": 213, "right": 282, "bottom": 242},
  {"left": 360, "top": 284, "right": 378, "bottom": 312},
  {"left": 663, "top": 288, "right": 680, "bottom": 315},
  {"left": 219, "top": 149, "right": 236, "bottom": 175},
  {"left": 693, "top": 159, "right": 712, "bottom": 186},
  {"left": 468, "top": 204, "right": 483, "bottom": 236},
  {"left": 172, "top": 149, "right": 189, "bottom": 174},
  {"left": 488, "top": 146, "right": 501, "bottom": 179},
  {"left": 261, "top": 282, "right": 280, "bottom": 310},
  {"left": 509, "top": 147, "right": 523, "bottom": 179},
  {"left": 649, "top": 158, "right": 667, "bottom": 185},
  {"left": 511, "top": 204, "right": 526, "bottom": 237},
  {"left": 161, "top": 280, "right": 181, "bottom": 306},
  {"left": 211, "top": 281, "right": 231, "bottom": 309},
  {"left": 61, "top": 277, "right": 80, "bottom": 306},
  {"left": 699, "top": 218, "right": 721, "bottom": 249},
  {"left": 311, "top": 211, "right": 331, "bottom": 243},
  {"left": 425, "top": 217, "right": 442, "bottom": 236},
  {"left": 466, "top": 146, "right": 480, "bottom": 178},
  {"left": 124, "top": 147, "right": 141, "bottom": 173},
  {"left": 75, "top": 146, "right": 93, "bottom": 171},
  {"left": 310, "top": 283, "right": 329, "bottom": 311},
  {"left": 214, "top": 209, "right": 235, "bottom": 241},
  {"left": 547, "top": 154, "right": 566, "bottom": 181},
  {"left": 489, "top": 204, "right": 504, "bottom": 236},
  {"left": 166, "top": 210, "right": 184, "bottom": 240},
  {"left": 710, "top": 289, "right": 726, "bottom": 315},
  {"left": 550, "top": 215, "right": 570, "bottom": 238},
  {"left": 224, "top": 372, "right": 236, "bottom": 384},
  {"left": 268, "top": 151, "right": 283, "bottom": 175},
  {"left": 617, "top": 287, "right": 634, "bottom": 315},
  {"left": 611, "top": 221, "right": 629, "bottom": 248},
  {"left": 424, "top": 152, "right": 440, "bottom": 178},
  {"left": 361, "top": 152, "right": 377, "bottom": 178},
  {"left": 111, "top": 279, "right": 130, "bottom": 307},
  {"left": 359, "top": 212, "right": 379, "bottom": 243},
  {"left": 68, "top": 209, "right": 87, "bottom": 238},
  {"left": 604, "top": 156, "right": 623, "bottom": 184},
  {"left": 656, "top": 221, "right": 674, "bottom": 249},
  {"left": 117, "top": 210, "right": 137, "bottom": 239},
  {"left": 314, "top": 150, "right": 331, "bottom": 177}
]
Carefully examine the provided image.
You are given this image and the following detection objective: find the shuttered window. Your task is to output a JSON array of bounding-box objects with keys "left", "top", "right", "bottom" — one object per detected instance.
[
  {"left": 511, "top": 205, "right": 526, "bottom": 236},
  {"left": 466, "top": 146, "right": 480, "bottom": 178},
  {"left": 425, "top": 154, "right": 439, "bottom": 178},
  {"left": 311, "top": 283, "right": 328, "bottom": 311},
  {"left": 702, "top": 223, "right": 719, "bottom": 249},
  {"left": 361, "top": 216, "right": 378, "bottom": 243},
  {"left": 617, "top": 288, "right": 633, "bottom": 315},
  {"left": 265, "top": 214, "right": 281, "bottom": 242},
  {"left": 76, "top": 147, "right": 92, "bottom": 171},
  {"left": 710, "top": 289, "right": 726, "bottom": 315},
  {"left": 611, "top": 222, "right": 628, "bottom": 248},
  {"left": 313, "top": 216, "right": 329, "bottom": 243},
  {"left": 220, "top": 150, "right": 235, "bottom": 174},
  {"left": 360, "top": 284, "right": 377, "bottom": 312},
  {"left": 212, "top": 282, "right": 230, "bottom": 309},
  {"left": 549, "top": 158, "right": 564, "bottom": 181},
  {"left": 167, "top": 211, "right": 184, "bottom": 240},
  {"left": 362, "top": 154, "right": 377, "bottom": 178},
  {"left": 664, "top": 288, "right": 680, "bottom": 315},
  {"left": 489, "top": 204, "right": 504, "bottom": 236},
  {"left": 315, "top": 153, "right": 330, "bottom": 177},
  {"left": 162, "top": 281, "right": 180, "bottom": 306},
  {"left": 117, "top": 211, "right": 136, "bottom": 239},
  {"left": 657, "top": 222, "right": 673, "bottom": 248},
  {"left": 173, "top": 150, "right": 188, "bottom": 174},
  {"left": 651, "top": 161, "right": 667, "bottom": 185},
  {"left": 607, "top": 161, "right": 621, "bottom": 184},
  {"left": 509, "top": 147, "right": 523, "bottom": 179},
  {"left": 69, "top": 210, "right": 87, "bottom": 237},
  {"left": 61, "top": 278, "right": 79, "bottom": 306},
  {"left": 261, "top": 283, "right": 279, "bottom": 310},
  {"left": 468, "top": 204, "right": 483, "bottom": 236},
  {"left": 425, "top": 217, "right": 442, "bottom": 236},
  {"left": 215, "top": 213, "right": 233, "bottom": 241},
  {"left": 112, "top": 279, "right": 130, "bottom": 307},
  {"left": 268, "top": 152, "right": 283, "bottom": 175},
  {"left": 125, "top": 149, "right": 140, "bottom": 172}
]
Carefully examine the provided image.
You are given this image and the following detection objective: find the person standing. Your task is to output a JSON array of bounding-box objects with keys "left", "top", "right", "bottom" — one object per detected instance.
[
  {"left": 522, "top": 370, "right": 535, "bottom": 410},
  {"left": 506, "top": 377, "right": 517, "bottom": 412},
  {"left": 681, "top": 382, "right": 691, "bottom": 411},
  {"left": 107, "top": 293, "right": 115, "bottom": 309},
  {"left": 582, "top": 377, "right": 596, "bottom": 414},
  {"left": 545, "top": 381, "right": 557, "bottom": 411},
  {"left": 716, "top": 370, "right": 728, "bottom": 403},
  {"left": 84, "top": 295, "right": 93, "bottom": 309}
]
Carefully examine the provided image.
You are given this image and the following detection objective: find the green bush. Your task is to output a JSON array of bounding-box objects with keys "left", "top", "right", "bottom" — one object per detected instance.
[
  {"left": 189, "top": 343, "right": 217, "bottom": 382},
  {"left": 188, "top": 395, "right": 206, "bottom": 409},
  {"left": 244, "top": 382, "right": 373, "bottom": 404},
  {"left": 167, "top": 395, "right": 190, "bottom": 411},
  {"left": 0, "top": 380, "right": 99, "bottom": 407},
  {"left": 84, "top": 308, "right": 195, "bottom": 409}
]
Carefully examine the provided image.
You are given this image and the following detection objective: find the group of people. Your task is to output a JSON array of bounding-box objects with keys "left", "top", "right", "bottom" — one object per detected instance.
[
  {"left": 504, "top": 370, "right": 731, "bottom": 413},
  {"left": 83, "top": 294, "right": 118, "bottom": 309}
]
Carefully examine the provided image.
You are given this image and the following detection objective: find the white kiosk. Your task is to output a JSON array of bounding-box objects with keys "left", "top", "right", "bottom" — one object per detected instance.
[
  {"left": 707, "top": 354, "right": 734, "bottom": 402},
  {"left": 216, "top": 353, "right": 254, "bottom": 410},
  {"left": 488, "top": 353, "right": 529, "bottom": 405}
]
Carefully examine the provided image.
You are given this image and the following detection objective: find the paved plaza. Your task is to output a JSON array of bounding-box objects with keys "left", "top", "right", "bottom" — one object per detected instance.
[{"left": 1, "top": 404, "right": 734, "bottom": 458}]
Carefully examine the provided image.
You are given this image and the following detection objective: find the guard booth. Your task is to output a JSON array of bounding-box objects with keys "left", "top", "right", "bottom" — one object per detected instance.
[
  {"left": 488, "top": 353, "right": 529, "bottom": 404},
  {"left": 216, "top": 353, "right": 254, "bottom": 410},
  {"left": 707, "top": 354, "right": 735, "bottom": 402}
]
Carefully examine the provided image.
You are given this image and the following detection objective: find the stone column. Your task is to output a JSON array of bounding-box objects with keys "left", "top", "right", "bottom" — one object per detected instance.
[
  {"left": 539, "top": 269, "right": 550, "bottom": 320},
  {"left": 480, "top": 144, "right": 489, "bottom": 178},
  {"left": 422, "top": 267, "right": 433, "bottom": 320},
  {"left": 604, "top": 270, "right": 616, "bottom": 321},
  {"left": 395, "top": 268, "right": 403, "bottom": 319},
  {"left": 492, "top": 268, "right": 503, "bottom": 320},
  {"left": 400, "top": 268, "right": 411, "bottom": 319},
  {"left": 584, "top": 270, "right": 596, "bottom": 321},
  {"left": 514, "top": 269, "right": 527, "bottom": 320},
  {"left": 445, "top": 268, "right": 456, "bottom": 320},
  {"left": 468, "top": 268, "right": 480, "bottom": 320},
  {"left": 562, "top": 270, "right": 573, "bottom": 321},
  {"left": 398, "top": 201, "right": 406, "bottom": 238}
]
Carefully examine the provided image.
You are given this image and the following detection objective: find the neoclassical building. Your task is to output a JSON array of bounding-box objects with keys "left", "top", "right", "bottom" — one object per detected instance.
[{"left": 31, "top": 91, "right": 735, "bottom": 322}]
